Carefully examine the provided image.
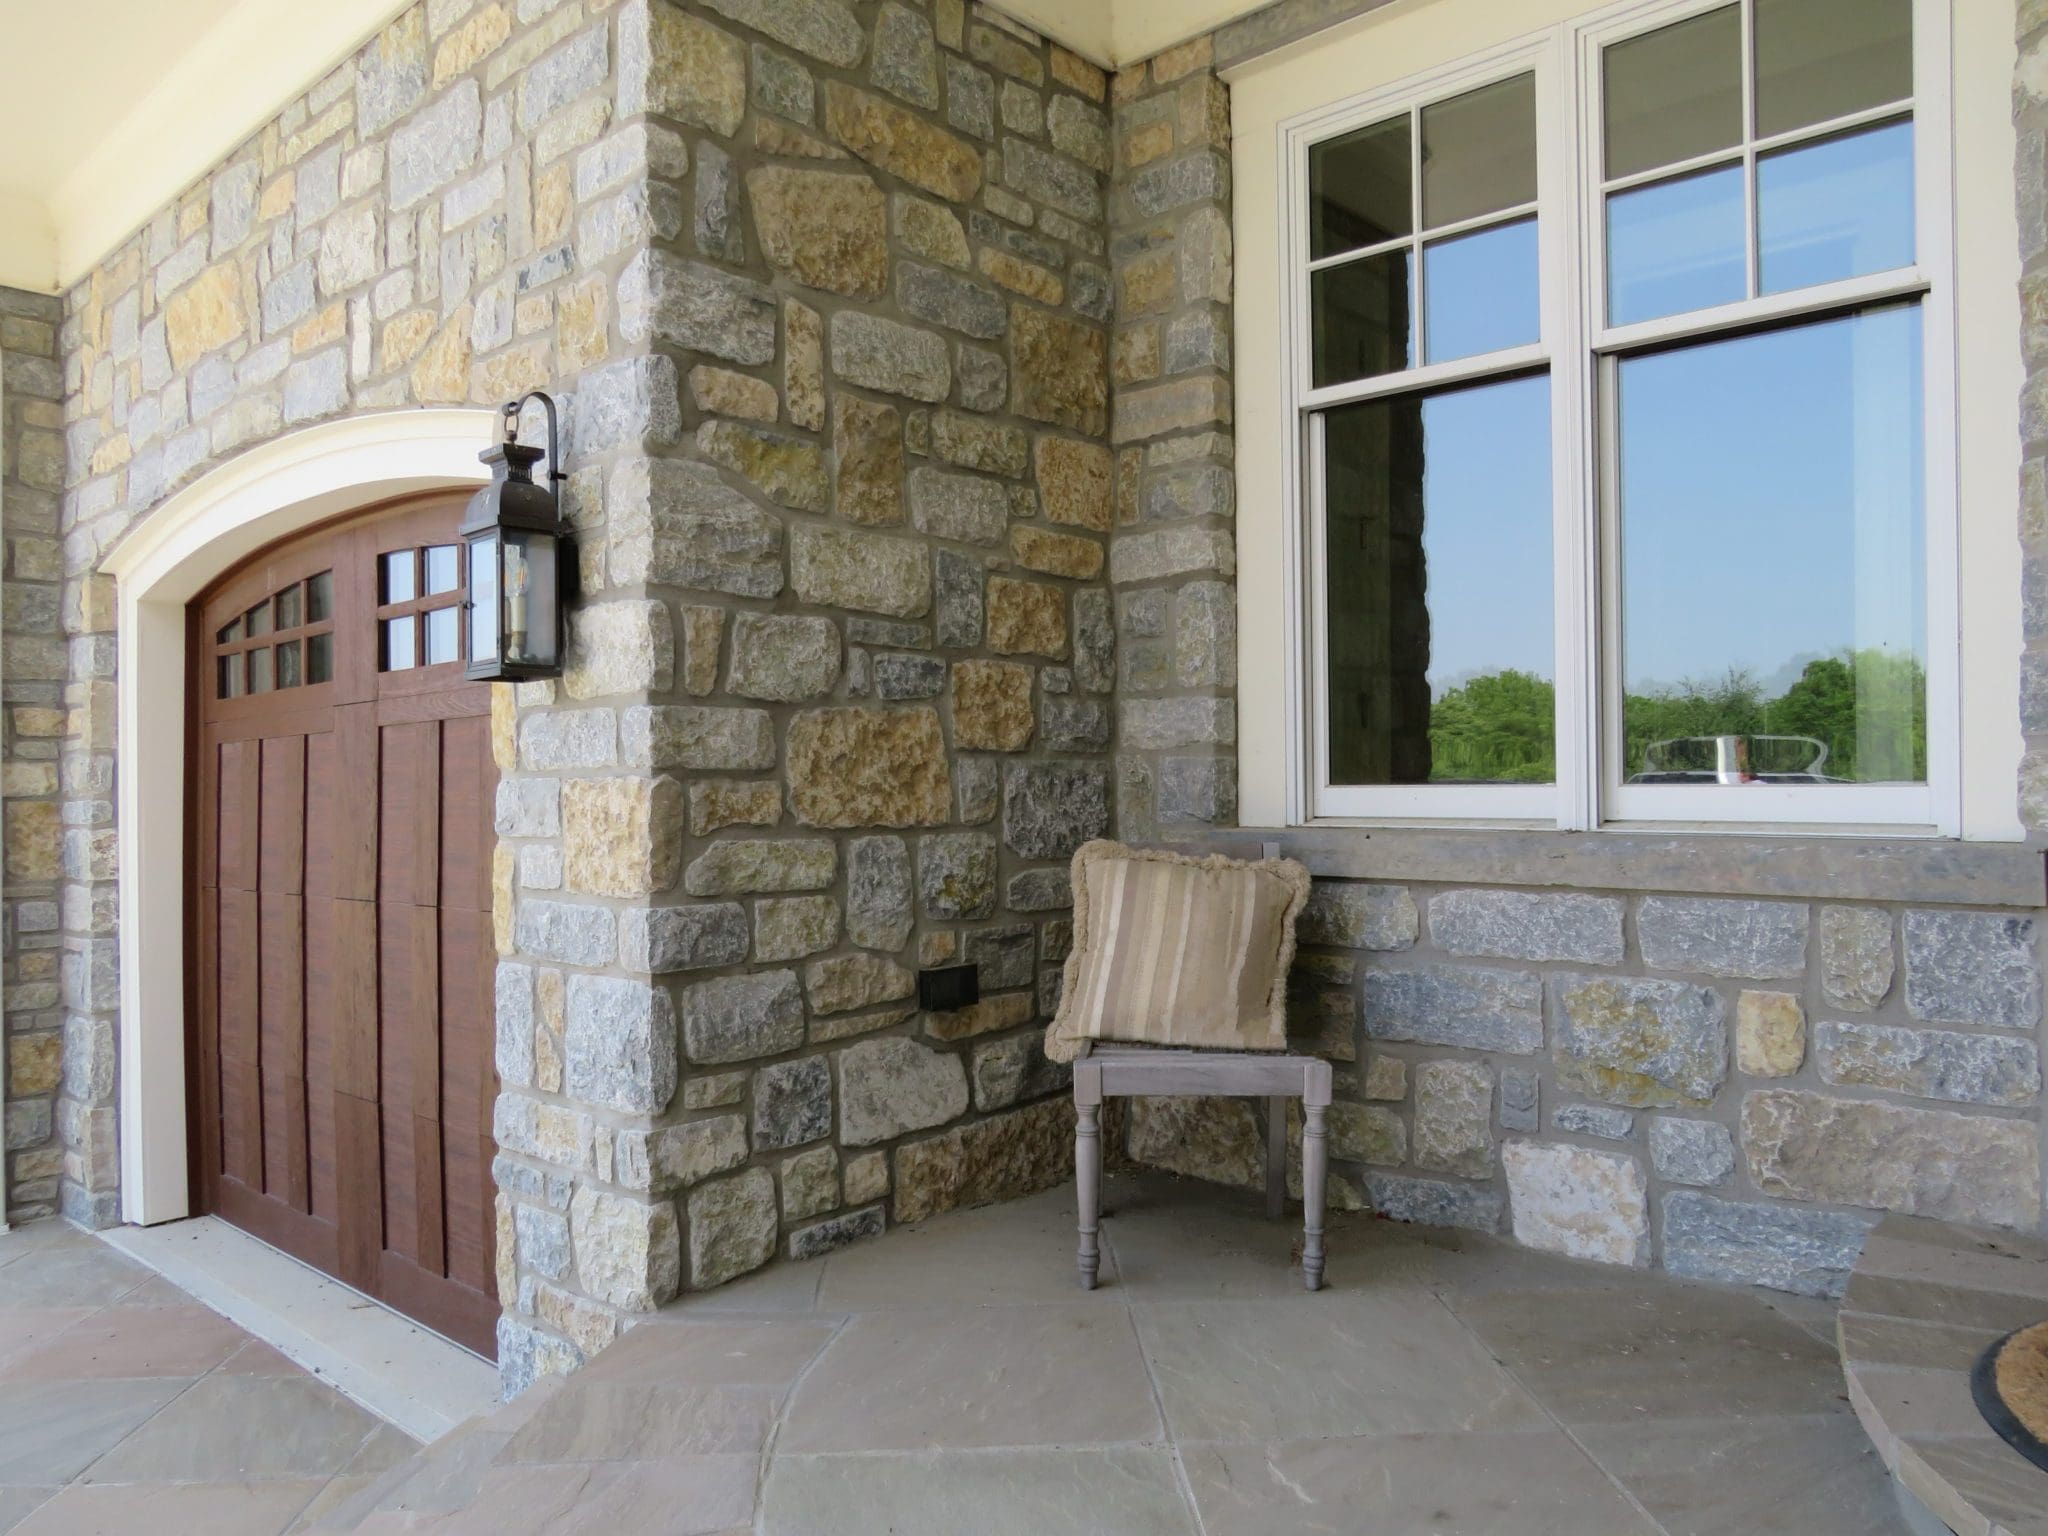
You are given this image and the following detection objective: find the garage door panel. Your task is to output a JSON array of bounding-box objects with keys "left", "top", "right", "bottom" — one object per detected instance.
[{"left": 259, "top": 736, "right": 306, "bottom": 895}]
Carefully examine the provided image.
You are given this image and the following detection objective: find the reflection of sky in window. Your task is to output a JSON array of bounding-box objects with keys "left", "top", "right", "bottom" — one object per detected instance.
[
  {"left": 1415, "top": 373, "right": 1553, "bottom": 696},
  {"left": 1619, "top": 306, "right": 1924, "bottom": 697},
  {"left": 1760, "top": 121, "right": 1914, "bottom": 293}
]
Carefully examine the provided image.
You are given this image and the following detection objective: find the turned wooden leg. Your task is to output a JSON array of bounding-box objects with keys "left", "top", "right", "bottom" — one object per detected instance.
[
  {"left": 1075, "top": 1066, "right": 1102, "bottom": 1290},
  {"left": 1301, "top": 1061, "right": 1332, "bottom": 1291},
  {"left": 1265, "top": 1095, "right": 1288, "bottom": 1220}
]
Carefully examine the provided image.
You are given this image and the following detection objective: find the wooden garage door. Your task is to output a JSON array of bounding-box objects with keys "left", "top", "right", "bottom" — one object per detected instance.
[{"left": 189, "top": 494, "right": 500, "bottom": 1356}]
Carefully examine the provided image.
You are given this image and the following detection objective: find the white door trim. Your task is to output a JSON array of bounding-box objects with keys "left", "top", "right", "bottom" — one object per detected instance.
[{"left": 101, "top": 408, "right": 494, "bottom": 1226}]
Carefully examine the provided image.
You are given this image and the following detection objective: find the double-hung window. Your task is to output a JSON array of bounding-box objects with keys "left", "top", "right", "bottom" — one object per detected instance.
[{"left": 1289, "top": 0, "right": 1950, "bottom": 831}]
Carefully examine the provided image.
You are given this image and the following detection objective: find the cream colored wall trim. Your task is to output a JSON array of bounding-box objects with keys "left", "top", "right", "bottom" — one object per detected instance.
[
  {"left": 0, "top": 189, "right": 59, "bottom": 296},
  {"left": 1228, "top": 0, "right": 2024, "bottom": 839},
  {"left": 103, "top": 408, "right": 494, "bottom": 1226}
]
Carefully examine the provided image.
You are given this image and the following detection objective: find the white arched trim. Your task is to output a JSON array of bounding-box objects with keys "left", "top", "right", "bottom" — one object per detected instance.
[{"left": 103, "top": 409, "right": 495, "bottom": 1225}]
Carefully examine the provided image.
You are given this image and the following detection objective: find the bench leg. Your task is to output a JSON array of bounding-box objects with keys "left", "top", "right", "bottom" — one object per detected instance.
[
  {"left": 1265, "top": 1096, "right": 1287, "bottom": 1220},
  {"left": 1076, "top": 1099, "right": 1101, "bottom": 1290},
  {"left": 1301, "top": 1101, "right": 1327, "bottom": 1292}
]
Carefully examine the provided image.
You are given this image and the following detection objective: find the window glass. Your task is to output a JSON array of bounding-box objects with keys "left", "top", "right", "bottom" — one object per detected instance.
[
  {"left": 245, "top": 599, "right": 271, "bottom": 638},
  {"left": 1754, "top": 0, "right": 1911, "bottom": 139},
  {"left": 1424, "top": 218, "right": 1540, "bottom": 364},
  {"left": 425, "top": 544, "right": 461, "bottom": 595},
  {"left": 276, "top": 640, "right": 301, "bottom": 689},
  {"left": 1309, "top": 116, "right": 1411, "bottom": 258},
  {"left": 308, "top": 632, "right": 333, "bottom": 685},
  {"left": 307, "top": 570, "right": 334, "bottom": 622},
  {"left": 1603, "top": 7, "right": 1741, "bottom": 179},
  {"left": 1312, "top": 250, "right": 1414, "bottom": 387},
  {"left": 469, "top": 536, "right": 500, "bottom": 668},
  {"left": 218, "top": 618, "right": 241, "bottom": 645},
  {"left": 1606, "top": 163, "right": 1746, "bottom": 326},
  {"left": 218, "top": 655, "right": 243, "bottom": 699},
  {"left": 1617, "top": 306, "right": 1925, "bottom": 786},
  {"left": 382, "top": 617, "right": 418, "bottom": 672},
  {"left": 248, "top": 646, "right": 273, "bottom": 694},
  {"left": 1323, "top": 373, "right": 1553, "bottom": 785},
  {"left": 426, "top": 605, "right": 461, "bottom": 666},
  {"left": 381, "top": 550, "right": 417, "bottom": 605},
  {"left": 1758, "top": 121, "right": 1914, "bottom": 295},
  {"left": 275, "top": 584, "right": 302, "bottom": 631},
  {"left": 1420, "top": 75, "right": 1537, "bottom": 228}
]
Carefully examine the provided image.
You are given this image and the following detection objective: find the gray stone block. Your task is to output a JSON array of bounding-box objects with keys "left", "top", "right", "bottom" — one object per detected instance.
[
  {"left": 515, "top": 900, "right": 615, "bottom": 967},
  {"left": 619, "top": 903, "right": 750, "bottom": 974},
  {"left": 1553, "top": 1105, "right": 1635, "bottom": 1141},
  {"left": 565, "top": 974, "right": 677, "bottom": 1114},
  {"left": 1041, "top": 697, "right": 1111, "bottom": 751},
  {"left": 1648, "top": 1117, "right": 1735, "bottom": 1187},
  {"left": 1500, "top": 1068, "right": 1539, "bottom": 1132},
  {"left": 1430, "top": 889, "right": 1624, "bottom": 966},
  {"left": 1364, "top": 1172, "right": 1503, "bottom": 1234},
  {"left": 847, "top": 835, "right": 914, "bottom": 950},
  {"left": 1819, "top": 906, "right": 1893, "bottom": 1010},
  {"left": 1364, "top": 964, "right": 1542, "bottom": 1054},
  {"left": 1815, "top": 1019, "right": 2042, "bottom": 1106},
  {"left": 839, "top": 1036, "right": 969, "bottom": 1146},
  {"left": 918, "top": 832, "right": 998, "bottom": 919},
  {"left": 873, "top": 653, "right": 946, "bottom": 700},
  {"left": 789, "top": 1204, "right": 886, "bottom": 1260},
  {"left": 682, "top": 970, "right": 806, "bottom": 1064},
  {"left": 725, "top": 613, "right": 842, "bottom": 702},
  {"left": 1902, "top": 909, "right": 2041, "bottom": 1030},
  {"left": 961, "top": 923, "right": 1036, "bottom": 990},
  {"left": 1661, "top": 1191, "right": 1873, "bottom": 1297},
  {"left": 1005, "top": 868, "right": 1072, "bottom": 911},
  {"left": 1302, "top": 884, "right": 1418, "bottom": 950},
  {"left": 831, "top": 310, "right": 952, "bottom": 401},
  {"left": 872, "top": 1, "right": 939, "bottom": 109},
  {"left": 1637, "top": 897, "right": 1807, "bottom": 980},
  {"left": 754, "top": 1056, "right": 833, "bottom": 1151},
  {"left": 1003, "top": 761, "right": 1111, "bottom": 859},
  {"left": 1157, "top": 755, "right": 1234, "bottom": 823}
]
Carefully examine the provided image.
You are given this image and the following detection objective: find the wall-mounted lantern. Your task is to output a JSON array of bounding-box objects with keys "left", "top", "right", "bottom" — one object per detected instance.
[{"left": 462, "top": 392, "right": 571, "bottom": 682}]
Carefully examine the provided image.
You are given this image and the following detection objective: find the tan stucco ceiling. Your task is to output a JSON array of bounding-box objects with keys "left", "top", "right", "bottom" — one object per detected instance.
[{"left": 0, "top": 0, "right": 1270, "bottom": 294}]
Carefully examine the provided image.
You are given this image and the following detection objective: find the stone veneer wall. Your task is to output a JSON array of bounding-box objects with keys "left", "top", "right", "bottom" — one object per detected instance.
[
  {"left": 46, "top": 0, "right": 1125, "bottom": 1392},
  {"left": 2, "top": 287, "right": 68, "bottom": 1222},
  {"left": 1102, "top": 0, "right": 2048, "bottom": 1295}
]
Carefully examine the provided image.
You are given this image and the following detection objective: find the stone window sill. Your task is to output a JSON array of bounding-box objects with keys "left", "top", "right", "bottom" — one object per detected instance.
[{"left": 1171, "top": 825, "right": 2048, "bottom": 908}]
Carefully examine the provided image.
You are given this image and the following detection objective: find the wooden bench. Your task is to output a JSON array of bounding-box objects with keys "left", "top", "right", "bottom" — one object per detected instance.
[{"left": 1072, "top": 1044, "right": 1334, "bottom": 1292}]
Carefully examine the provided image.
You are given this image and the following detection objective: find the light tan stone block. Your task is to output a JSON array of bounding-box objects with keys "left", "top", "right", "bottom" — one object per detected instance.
[{"left": 1736, "top": 990, "right": 1806, "bottom": 1077}]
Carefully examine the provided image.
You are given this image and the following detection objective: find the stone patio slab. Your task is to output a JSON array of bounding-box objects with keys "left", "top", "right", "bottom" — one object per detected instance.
[
  {"left": 814, "top": 1187, "right": 1121, "bottom": 1309},
  {"left": 77, "top": 1374, "right": 386, "bottom": 1484},
  {"left": 1, "top": 1301, "right": 250, "bottom": 1380},
  {"left": 0, "top": 1378, "right": 186, "bottom": 1484},
  {"left": 13, "top": 1478, "right": 330, "bottom": 1536}
]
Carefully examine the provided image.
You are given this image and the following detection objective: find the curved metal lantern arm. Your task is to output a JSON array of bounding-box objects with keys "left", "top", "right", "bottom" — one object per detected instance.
[{"left": 502, "top": 391, "right": 567, "bottom": 501}]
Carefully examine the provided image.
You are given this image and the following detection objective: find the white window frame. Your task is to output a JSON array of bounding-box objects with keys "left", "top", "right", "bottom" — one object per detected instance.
[{"left": 1278, "top": 0, "right": 1958, "bottom": 834}]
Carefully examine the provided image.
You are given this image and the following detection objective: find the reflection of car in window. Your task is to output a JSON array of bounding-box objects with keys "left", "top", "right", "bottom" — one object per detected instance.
[{"left": 1628, "top": 734, "right": 1841, "bottom": 785}]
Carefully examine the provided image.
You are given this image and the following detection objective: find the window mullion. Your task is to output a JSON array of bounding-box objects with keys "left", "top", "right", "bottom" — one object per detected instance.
[
  {"left": 1739, "top": 0, "right": 1759, "bottom": 300},
  {"left": 1410, "top": 104, "right": 1426, "bottom": 368}
]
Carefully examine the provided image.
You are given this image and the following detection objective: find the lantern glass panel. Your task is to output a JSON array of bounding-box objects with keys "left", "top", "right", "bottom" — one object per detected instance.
[
  {"left": 468, "top": 534, "right": 500, "bottom": 667},
  {"left": 502, "top": 529, "right": 558, "bottom": 668}
]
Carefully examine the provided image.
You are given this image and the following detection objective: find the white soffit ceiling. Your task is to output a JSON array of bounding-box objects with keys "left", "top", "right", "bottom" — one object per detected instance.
[
  {"left": 0, "top": 0, "right": 1274, "bottom": 295},
  {"left": 0, "top": 0, "right": 408, "bottom": 292}
]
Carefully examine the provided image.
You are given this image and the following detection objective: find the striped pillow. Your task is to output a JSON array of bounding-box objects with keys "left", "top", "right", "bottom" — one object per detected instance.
[{"left": 1044, "top": 841, "right": 1312, "bottom": 1064}]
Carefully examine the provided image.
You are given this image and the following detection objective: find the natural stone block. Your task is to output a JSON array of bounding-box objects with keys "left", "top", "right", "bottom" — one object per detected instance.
[
  {"left": 390, "top": 81, "right": 482, "bottom": 210},
  {"left": 1010, "top": 525, "right": 1103, "bottom": 580},
  {"left": 847, "top": 835, "right": 914, "bottom": 950},
  {"left": 755, "top": 895, "right": 841, "bottom": 962},
  {"left": 791, "top": 524, "right": 931, "bottom": 616},
  {"left": 1903, "top": 910, "right": 2041, "bottom": 1030},
  {"left": 934, "top": 549, "right": 984, "bottom": 648},
  {"left": 1553, "top": 1104, "right": 1634, "bottom": 1140},
  {"left": 688, "top": 1167, "right": 777, "bottom": 1288},
  {"left": 1011, "top": 305, "right": 1107, "bottom": 435},
  {"left": 1551, "top": 974, "right": 1727, "bottom": 1108},
  {"left": 684, "top": 838, "right": 836, "bottom": 896},
  {"left": 908, "top": 465, "right": 1008, "bottom": 544},
  {"left": 682, "top": 970, "right": 806, "bottom": 1063},
  {"left": 781, "top": 1145, "right": 840, "bottom": 1220},
  {"left": 571, "top": 1187, "right": 680, "bottom": 1311},
  {"left": 1301, "top": 884, "right": 1417, "bottom": 950},
  {"left": 609, "top": 456, "right": 781, "bottom": 595},
  {"left": 1003, "top": 761, "right": 1110, "bottom": 859},
  {"left": 787, "top": 706, "right": 951, "bottom": 827},
  {"left": 1111, "top": 524, "right": 1235, "bottom": 584},
  {"left": 1412, "top": 1060, "right": 1493, "bottom": 1178},
  {"left": 746, "top": 165, "right": 888, "bottom": 297},
  {"left": 839, "top": 1036, "right": 969, "bottom": 1146},
  {"left": 1363, "top": 964, "right": 1542, "bottom": 1054},
  {"left": 696, "top": 420, "right": 829, "bottom": 511},
  {"left": 833, "top": 395, "right": 905, "bottom": 525},
  {"left": 987, "top": 576, "right": 1068, "bottom": 658},
  {"left": 618, "top": 902, "right": 749, "bottom": 973},
  {"left": 1127, "top": 1095, "right": 1261, "bottom": 1188},
  {"left": 897, "top": 263, "right": 1007, "bottom": 339},
  {"left": 1661, "top": 1191, "right": 1872, "bottom": 1297},
  {"left": 561, "top": 776, "right": 682, "bottom": 897},
  {"left": 1743, "top": 1088, "right": 2042, "bottom": 1227},
  {"left": 688, "top": 779, "right": 781, "bottom": 837},
  {"left": 1325, "top": 1102, "right": 1404, "bottom": 1166},
  {"left": 1648, "top": 1117, "right": 1735, "bottom": 1187},
  {"left": 1035, "top": 436, "right": 1113, "bottom": 530},
  {"left": 788, "top": 1205, "right": 887, "bottom": 1259},
  {"left": 874, "top": 654, "right": 946, "bottom": 700},
  {"left": 1430, "top": 890, "right": 1624, "bottom": 966},
  {"left": 829, "top": 309, "right": 951, "bottom": 401},
  {"left": 564, "top": 601, "right": 673, "bottom": 700},
  {"left": 515, "top": 900, "right": 615, "bottom": 966},
  {"left": 924, "top": 989, "right": 1032, "bottom": 1043},
  {"left": 918, "top": 832, "right": 998, "bottom": 920},
  {"left": 725, "top": 613, "right": 842, "bottom": 702},
  {"left": 618, "top": 250, "right": 776, "bottom": 365},
  {"left": 1042, "top": 697, "right": 1110, "bottom": 752},
  {"left": 165, "top": 262, "right": 248, "bottom": 368},
  {"left": 754, "top": 1056, "right": 833, "bottom": 1151},
  {"left": 635, "top": 1115, "right": 747, "bottom": 1191},
  {"left": 1156, "top": 755, "right": 1231, "bottom": 820},
  {"left": 951, "top": 659, "right": 1035, "bottom": 750},
  {"left": 1365, "top": 1173, "right": 1503, "bottom": 1234},
  {"left": 1498, "top": 1067, "right": 1536, "bottom": 1130},
  {"left": 623, "top": 705, "right": 776, "bottom": 772},
  {"left": 823, "top": 81, "right": 981, "bottom": 200},
  {"left": 1819, "top": 906, "right": 1893, "bottom": 1011},
  {"left": 689, "top": 366, "right": 778, "bottom": 423},
  {"left": 621, "top": 0, "right": 747, "bottom": 134},
  {"left": 1636, "top": 897, "right": 1807, "bottom": 980},
  {"left": 1503, "top": 1140, "right": 1648, "bottom": 1266},
  {"left": 1734, "top": 990, "right": 1805, "bottom": 1077},
  {"left": 807, "top": 953, "right": 917, "bottom": 1015},
  {"left": 960, "top": 924, "right": 1035, "bottom": 991},
  {"left": 1073, "top": 589, "right": 1114, "bottom": 694},
  {"left": 1816, "top": 1020, "right": 2041, "bottom": 1106},
  {"left": 786, "top": 298, "right": 825, "bottom": 428},
  {"left": 893, "top": 1096, "right": 1072, "bottom": 1223},
  {"left": 893, "top": 192, "right": 969, "bottom": 269},
  {"left": 565, "top": 975, "right": 677, "bottom": 1114}
]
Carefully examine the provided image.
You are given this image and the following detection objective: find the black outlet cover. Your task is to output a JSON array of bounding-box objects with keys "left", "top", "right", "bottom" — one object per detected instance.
[{"left": 918, "top": 964, "right": 980, "bottom": 1013}]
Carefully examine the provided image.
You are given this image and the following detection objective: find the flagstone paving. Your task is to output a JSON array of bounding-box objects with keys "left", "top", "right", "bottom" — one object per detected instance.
[{"left": 4, "top": 1175, "right": 1923, "bottom": 1534}]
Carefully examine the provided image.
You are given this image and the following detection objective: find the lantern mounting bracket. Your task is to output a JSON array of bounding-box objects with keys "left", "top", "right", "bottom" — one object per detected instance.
[{"left": 502, "top": 391, "right": 567, "bottom": 495}]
